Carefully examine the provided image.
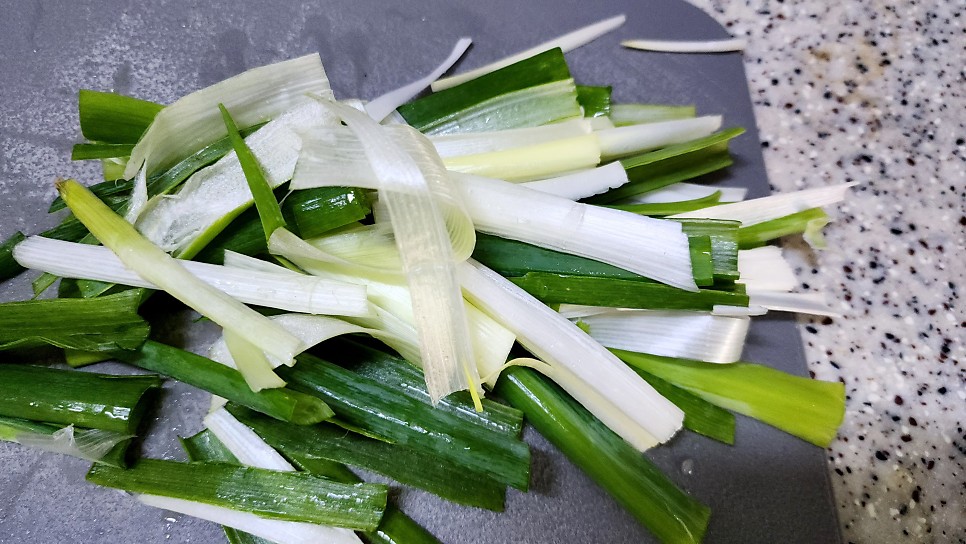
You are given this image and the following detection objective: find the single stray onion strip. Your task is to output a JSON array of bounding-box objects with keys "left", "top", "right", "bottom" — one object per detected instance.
[
  {"left": 57, "top": 179, "right": 305, "bottom": 367},
  {"left": 621, "top": 38, "right": 747, "bottom": 53}
]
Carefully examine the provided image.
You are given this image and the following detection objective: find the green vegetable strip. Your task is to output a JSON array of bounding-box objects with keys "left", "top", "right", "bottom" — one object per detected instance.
[
  {"left": 609, "top": 104, "right": 697, "bottom": 126},
  {"left": 688, "top": 235, "right": 715, "bottom": 287},
  {"left": 398, "top": 48, "right": 572, "bottom": 131},
  {"left": 117, "top": 340, "right": 333, "bottom": 425},
  {"left": 675, "top": 219, "right": 741, "bottom": 282},
  {"left": 87, "top": 459, "right": 388, "bottom": 531},
  {"left": 333, "top": 339, "right": 524, "bottom": 437},
  {"left": 634, "top": 369, "right": 735, "bottom": 445},
  {"left": 0, "top": 365, "right": 160, "bottom": 434},
  {"left": 78, "top": 89, "right": 164, "bottom": 144},
  {"left": 0, "top": 415, "right": 133, "bottom": 468},
  {"left": 220, "top": 105, "right": 286, "bottom": 243},
  {"left": 606, "top": 191, "right": 722, "bottom": 216},
  {"left": 278, "top": 353, "right": 531, "bottom": 491},
  {"left": 185, "top": 427, "right": 442, "bottom": 544},
  {"left": 495, "top": 368, "right": 710, "bottom": 544},
  {"left": 227, "top": 404, "right": 508, "bottom": 511},
  {"left": 588, "top": 128, "right": 744, "bottom": 204},
  {"left": 0, "top": 290, "right": 149, "bottom": 352},
  {"left": 576, "top": 85, "right": 612, "bottom": 118},
  {"left": 197, "top": 186, "right": 370, "bottom": 264},
  {"left": 71, "top": 143, "right": 136, "bottom": 160},
  {"left": 0, "top": 231, "right": 26, "bottom": 282},
  {"left": 612, "top": 349, "right": 846, "bottom": 447},
  {"left": 510, "top": 272, "right": 748, "bottom": 310},
  {"left": 737, "top": 208, "right": 830, "bottom": 249}
]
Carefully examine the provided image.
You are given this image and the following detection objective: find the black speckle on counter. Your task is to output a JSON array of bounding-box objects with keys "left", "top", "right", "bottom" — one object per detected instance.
[{"left": 689, "top": 0, "right": 966, "bottom": 540}]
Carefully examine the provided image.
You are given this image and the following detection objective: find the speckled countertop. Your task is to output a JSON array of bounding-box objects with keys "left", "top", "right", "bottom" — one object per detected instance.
[{"left": 686, "top": 0, "right": 965, "bottom": 542}]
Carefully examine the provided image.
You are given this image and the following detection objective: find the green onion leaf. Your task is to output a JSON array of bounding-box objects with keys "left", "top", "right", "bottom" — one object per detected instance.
[
  {"left": 633, "top": 370, "right": 736, "bottom": 444},
  {"left": 78, "top": 89, "right": 164, "bottom": 144}
]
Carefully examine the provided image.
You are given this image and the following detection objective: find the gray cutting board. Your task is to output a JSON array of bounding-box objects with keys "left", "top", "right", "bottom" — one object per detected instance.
[{"left": 0, "top": 1, "right": 840, "bottom": 542}]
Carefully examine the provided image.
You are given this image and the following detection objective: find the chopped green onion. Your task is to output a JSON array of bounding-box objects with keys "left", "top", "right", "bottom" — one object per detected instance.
[
  {"left": 87, "top": 459, "right": 388, "bottom": 531},
  {"left": 0, "top": 231, "right": 26, "bottom": 282},
  {"left": 520, "top": 161, "right": 629, "bottom": 200},
  {"left": 576, "top": 85, "right": 612, "bottom": 117},
  {"left": 495, "top": 367, "right": 710, "bottom": 544},
  {"left": 596, "top": 116, "right": 722, "bottom": 161},
  {"left": 431, "top": 15, "right": 626, "bottom": 91},
  {"left": 118, "top": 340, "right": 333, "bottom": 425},
  {"left": 58, "top": 179, "right": 305, "bottom": 364},
  {"left": 612, "top": 349, "right": 846, "bottom": 447},
  {"left": 606, "top": 190, "right": 722, "bottom": 216},
  {"left": 0, "top": 417, "right": 133, "bottom": 465},
  {"left": 633, "top": 370, "right": 736, "bottom": 444},
  {"left": 737, "top": 207, "right": 830, "bottom": 249},
  {"left": 609, "top": 103, "right": 696, "bottom": 126},
  {"left": 670, "top": 182, "right": 855, "bottom": 225},
  {"left": 617, "top": 181, "right": 746, "bottom": 204},
  {"left": 675, "top": 218, "right": 741, "bottom": 282},
  {"left": 622, "top": 37, "right": 747, "bottom": 53},
  {"left": 0, "top": 290, "right": 148, "bottom": 352},
  {"left": 0, "top": 365, "right": 160, "bottom": 435},
  {"left": 78, "top": 89, "right": 164, "bottom": 144},
  {"left": 70, "top": 143, "right": 135, "bottom": 160}
]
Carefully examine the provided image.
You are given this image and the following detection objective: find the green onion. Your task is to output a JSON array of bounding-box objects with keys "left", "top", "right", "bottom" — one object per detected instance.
[
  {"left": 399, "top": 48, "right": 580, "bottom": 134},
  {"left": 737, "top": 208, "right": 830, "bottom": 249},
  {"left": 632, "top": 370, "right": 736, "bottom": 444},
  {"left": 576, "top": 85, "right": 612, "bottom": 117},
  {"left": 0, "top": 365, "right": 160, "bottom": 435},
  {"left": 70, "top": 143, "right": 136, "bottom": 160},
  {"left": 612, "top": 349, "right": 846, "bottom": 447},
  {"left": 78, "top": 89, "right": 164, "bottom": 144},
  {"left": 0, "top": 231, "right": 26, "bottom": 282},
  {"left": 87, "top": 459, "right": 388, "bottom": 531},
  {"left": 58, "top": 178, "right": 305, "bottom": 364},
  {"left": 227, "top": 404, "right": 508, "bottom": 511},
  {"left": 0, "top": 416, "right": 133, "bottom": 466},
  {"left": 495, "top": 367, "right": 710, "bottom": 544},
  {"left": 588, "top": 127, "right": 744, "bottom": 203},
  {"left": 609, "top": 103, "right": 697, "bottom": 126},
  {"left": 606, "top": 191, "right": 722, "bottom": 216},
  {"left": 0, "top": 290, "right": 148, "bottom": 352},
  {"left": 596, "top": 116, "right": 722, "bottom": 161},
  {"left": 509, "top": 272, "right": 749, "bottom": 310},
  {"left": 675, "top": 218, "right": 741, "bottom": 282},
  {"left": 118, "top": 340, "right": 332, "bottom": 424},
  {"left": 670, "top": 182, "right": 854, "bottom": 226},
  {"left": 277, "top": 351, "right": 531, "bottom": 491}
]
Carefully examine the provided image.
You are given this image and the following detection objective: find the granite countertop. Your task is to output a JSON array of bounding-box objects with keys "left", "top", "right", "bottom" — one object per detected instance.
[{"left": 686, "top": 0, "right": 965, "bottom": 541}]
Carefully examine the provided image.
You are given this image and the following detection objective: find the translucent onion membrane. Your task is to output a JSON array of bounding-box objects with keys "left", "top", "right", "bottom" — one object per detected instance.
[
  {"left": 453, "top": 174, "right": 698, "bottom": 291},
  {"left": 125, "top": 53, "right": 332, "bottom": 179},
  {"left": 365, "top": 38, "right": 472, "bottom": 122},
  {"left": 614, "top": 181, "right": 747, "bottom": 204},
  {"left": 13, "top": 236, "right": 369, "bottom": 317},
  {"left": 136, "top": 101, "right": 337, "bottom": 256},
  {"left": 432, "top": 15, "right": 626, "bottom": 91},
  {"left": 575, "top": 309, "right": 750, "bottom": 363},
  {"left": 313, "top": 100, "right": 480, "bottom": 405},
  {"left": 6, "top": 423, "right": 130, "bottom": 464},
  {"left": 57, "top": 180, "right": 305, "bottom": 365},
  {"left": 137, "top": 495, "right": 361, "bottom": 544},
  {"left": 670, "top": 182, "right": 856, "bottom": 225},
  {"left": 621, "top": 38, "right": 747, "bottom": 53},
  {"left": 459, "top": 259, "right": 684, "bottom": 451},
  {"left": 521, "top": 161, "right": 630, "bottom": 200}
]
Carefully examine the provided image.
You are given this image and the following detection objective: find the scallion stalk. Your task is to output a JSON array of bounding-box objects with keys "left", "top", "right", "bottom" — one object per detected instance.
[
  {"left": 609, "top": 103, "right": 696, "bottom": 126},
  {"left": 737, "top": 208, "right": 830, "bottom": 249},
  {"left": 78, "top": 89, "right": 164, "bottom": 144}
]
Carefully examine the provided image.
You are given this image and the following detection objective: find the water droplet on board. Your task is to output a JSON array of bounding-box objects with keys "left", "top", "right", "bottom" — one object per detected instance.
[{"left": 680, "top": 458, "right": 694, "bottom": 475}]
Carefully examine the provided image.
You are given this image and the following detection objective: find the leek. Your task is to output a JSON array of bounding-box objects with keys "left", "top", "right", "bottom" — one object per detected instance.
[
  {"left": 609, "top": 104, "right": 696, "bottom": 126},
  {"left": 632, "top": 371, "right": 736, "bottom": 444},
  {"left": 495, "top": 368, "right": 710, "bottom": 544},
  {"left": 576, "top": 85, "right": 612, "bottom": 118},
  {"left": 616, "top": 181, "right": 746, "bottom": 204},
  {"left": 0, "top": 231, "right": 26, "bottom": 282},
  {"left": 596, "top": 116, "right": 723, "bottom": 161},
  {"left": 0, "top": 290, "right": 148, "bottom": 352},
  {"left": 520, "top": 161, "right": 629, "bottom": 200},
  {"left": 0, "top": 417, "right": 132, "bottom": 465},
  {"left": 58, "top": 179, "right": 305, "bottom": 365},
  {"left": 737, "top": 207, "right": 830, "bottom": 249},
  {"left": 607, "top": 191, "right": 722, "bottom": 216},
  {"left": 118, "top": 340, "right": 333, "bottom": 425},
  {"left": 0, "top": 365, "right": 160, "bottom": 435},
  {"left": 675, "top": 219, "right": 741, "bottom": 282},
  {"left": 670, "top": 182, "right": 855, "bottom": 225},
  {"left": 71, "top": 143, "right": 135, "bottom": 160},
  {"left": 87, "top": 459, "right": 388, "bottom": 531},
  {"left": 613, "top": 349, "right": 846, "bottom": 447},
  {"left": 622, "top": 38, "right": 747, "bottom": 53},
  {"left": 78, "top": 89, "right": 163, "bottom": 144}
]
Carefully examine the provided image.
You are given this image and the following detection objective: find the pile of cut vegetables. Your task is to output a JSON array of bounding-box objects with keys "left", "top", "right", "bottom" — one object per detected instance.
[{"left": 0, "top": 15, "right": 850, "bottom": 544}]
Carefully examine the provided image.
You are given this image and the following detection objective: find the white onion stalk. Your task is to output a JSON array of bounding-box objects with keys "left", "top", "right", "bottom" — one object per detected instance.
[
  {"left": 432, "top": 14, "right": 626, "bottom": 91},
  {"left": 14, "top": 426, "right": 131, "bottom": 463},
  {"left": 125, "top": 54, "right": 332, "bottom": 179},
  {"left": 12, "top": 237, "right": 368, "bottom": 317},
  {"left": 595, "top": 115, "right": 722, "bottom": 160},
  {"left": 459, "top": 259, "right": 684, "bottom": 451},
  {"left": 577, "top": 309, "right": 750, "bottom": 364},
  {"left": 137, "top": 495, "right": 361, "bottom": 544},
  {"left": 746, "top": 292, "right": 839, "bottom": 317},
  {"left": 621, "top": 38, "right": 747, "bottom": 54},
  {"left": 670, "top": 182, "right": 856, "bottom": 225},
  {"left": 608, "top": 104, "right": 696, "bottom": 127},
  {"left": 615, "top": 181, "right": 747, "bottom": 204},
  {"left": 315, "top": 100, "right": 480, "bottom": 405},
  {"left": 365, "top": 38, "right": 472, "bottom": 122},
  {"left": 737, "top": 246, "right": 798, "bottom": 293},
  {"left": 204, "top": 409, "right": 296, "bottom": 471},
  {"left": 453, "top": 173, "right": 698, "bottom": 291},
  {"left": 136, "top": 101, "right": 337, "bottom": 256},
  {"left": 521, "top": 161, "right": 630, "bottom": 199},
  {"left": 430, "top": 119, "right": 594, "bottom": 158},
  {"left": 56, "top": 180, "right": 304, "bottom": 366}
]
